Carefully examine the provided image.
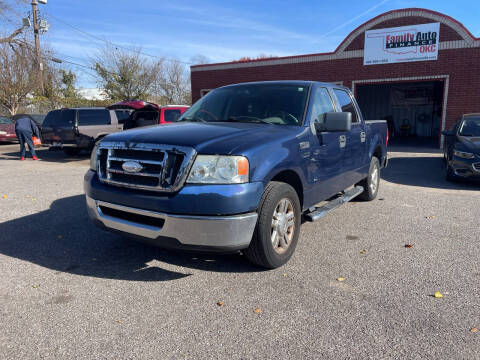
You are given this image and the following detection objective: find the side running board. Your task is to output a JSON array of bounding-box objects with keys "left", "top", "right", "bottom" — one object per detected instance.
[{"left": 304, "top": 186, "right": 364, "bottom": 222}]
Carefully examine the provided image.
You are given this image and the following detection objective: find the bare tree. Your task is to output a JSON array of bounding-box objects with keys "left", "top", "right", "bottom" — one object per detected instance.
[
  {"left": 92, "top": 46, "right": 163, "bottom": 101},
  {"left": 0, "top": 0, "right": 27, "bottom": 45},
  {"left": 0, "top": 43, "right": 37, "bottom": 115},
  {"left": 190, "top": 54, "right": 211, "bottom": 65},
  {"left": 155, "top": 59, "right": 191, "bottom": 105}
]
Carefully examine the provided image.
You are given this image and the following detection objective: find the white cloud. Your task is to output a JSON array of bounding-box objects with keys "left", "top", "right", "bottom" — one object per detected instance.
[{"left": 78, "top": 88, "right": 105, "bottom": 100}]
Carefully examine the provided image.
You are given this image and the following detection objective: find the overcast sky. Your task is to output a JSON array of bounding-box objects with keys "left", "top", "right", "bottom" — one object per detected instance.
[{"left": 33, "top": 0, "right": 480, "bottom": 88}]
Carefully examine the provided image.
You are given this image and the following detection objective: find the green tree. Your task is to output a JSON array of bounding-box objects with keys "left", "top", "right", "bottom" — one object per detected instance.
[
  {"left": 60, "top": 70, "right": 77, "bottom": 99},
  {"left": 92, "top": 46, "right": 163, "bottom": 101}
]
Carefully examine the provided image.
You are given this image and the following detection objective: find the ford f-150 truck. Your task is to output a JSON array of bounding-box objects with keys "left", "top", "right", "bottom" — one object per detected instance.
[{"left": 84, "top": 81, "right": 388, "bottom": 268}]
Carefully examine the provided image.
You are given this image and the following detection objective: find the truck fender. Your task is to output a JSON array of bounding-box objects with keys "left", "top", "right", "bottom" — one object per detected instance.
[
  {"left": 367, "top": 133, "right": 386, "bottom": 165},
  {"left": 249, "top": 149, "right": 306, "bottom": 207}
]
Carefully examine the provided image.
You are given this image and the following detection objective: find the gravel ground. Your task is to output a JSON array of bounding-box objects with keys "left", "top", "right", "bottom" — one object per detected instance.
[{"left": 0, "top": 143, "right": 479, "bottom": 359}]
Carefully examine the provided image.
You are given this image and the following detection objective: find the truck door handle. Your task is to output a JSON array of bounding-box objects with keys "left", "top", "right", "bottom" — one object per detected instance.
[
  {"left": 339, "top": 135, "right": 346, "bottom": 148},
  {"left": 360, "top": 131, "right": 366, "bottom": 143}
]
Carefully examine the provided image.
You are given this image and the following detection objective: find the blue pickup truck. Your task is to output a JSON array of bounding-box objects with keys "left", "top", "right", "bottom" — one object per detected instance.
[{"left": 85, "top": 81, "right": 388, "bottom": 268}]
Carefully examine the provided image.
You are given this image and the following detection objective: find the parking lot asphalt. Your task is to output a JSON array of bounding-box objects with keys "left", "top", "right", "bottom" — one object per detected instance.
[{"left": 0, "top": 143, "right": 479, "bottom": 359}]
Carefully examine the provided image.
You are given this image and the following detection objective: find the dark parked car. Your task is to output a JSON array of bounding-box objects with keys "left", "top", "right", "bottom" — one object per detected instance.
[
  {"left": 0, "top": 116, "right": 17, "bottom": 142},
  {"left": 443, "top": 113, "right": 480, "bottom": 181},
  {"left": 42, "top": 107, "right": 124, "bottom": 156}
]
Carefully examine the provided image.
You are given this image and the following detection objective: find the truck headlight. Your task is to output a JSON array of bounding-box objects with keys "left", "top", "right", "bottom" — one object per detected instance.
[
  {"left": 453, "top": 149, "right": 475, "bottom": 159},
  {"left": 90, "top": 143, "right": 99, "bottom": 171},
  {"left": 187, "top": 155, "right": 249, "bottom": 184}
]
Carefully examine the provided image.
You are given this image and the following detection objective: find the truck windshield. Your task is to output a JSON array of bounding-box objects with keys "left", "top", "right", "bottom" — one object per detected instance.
[
  {"left": 458, "top": 117, "right": 480, "bottom": 137},
  {"left": 178, "top": 84, "right": 309, "bottom": 126}
]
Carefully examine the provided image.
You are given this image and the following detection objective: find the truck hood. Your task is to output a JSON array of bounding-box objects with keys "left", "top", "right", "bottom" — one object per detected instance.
[{"left": 103, "top": 122, "right": 298, "bottom": 154}]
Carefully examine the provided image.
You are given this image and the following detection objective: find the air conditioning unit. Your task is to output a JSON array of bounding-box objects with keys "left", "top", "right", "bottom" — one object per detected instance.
[{"left": 39, "top": 19, "right": 50, "bottom": 34}]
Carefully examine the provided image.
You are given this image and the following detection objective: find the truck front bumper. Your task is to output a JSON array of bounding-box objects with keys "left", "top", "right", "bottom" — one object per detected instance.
[{"left": 86, "top": 196, "right": 258, "bottom": 252}]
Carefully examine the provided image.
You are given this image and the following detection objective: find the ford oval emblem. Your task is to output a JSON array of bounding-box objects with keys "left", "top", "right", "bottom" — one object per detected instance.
[{"left": 122, "top": 161, "right": 143, "bottom": 173}]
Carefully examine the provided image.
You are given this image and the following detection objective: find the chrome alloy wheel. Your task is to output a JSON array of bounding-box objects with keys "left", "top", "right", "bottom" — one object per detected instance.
[
  {"left": 271, "top": 198, "right": 295, "bottom": 254},
  {"left": 370, "top": 165, "right": 379, "bottom": 193}
]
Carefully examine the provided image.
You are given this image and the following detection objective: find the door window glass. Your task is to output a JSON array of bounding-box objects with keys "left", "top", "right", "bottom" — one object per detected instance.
[
  {"left": 333, "top": 89, "right": 359, "bottom": 123},
  {"left": 115, "top": 110, "right": 132, "bottom": 124},
  {"left": 133, "top": 110, "right": 159, "bottom": 127},
  {"left": 164, "top": 109, "right": 182, "bottom": 122},
  {"left": 78, "top": 109, "right": 111, "bottom": 126},
  {"left": 43, "top": 109, "right": 75, "bottom": 127},
  {"left": 309, "top": 87, "right": 336, "bottom": 125},
  {"left": 43, "top": 110, "right": 60, "bottom": 126},
  {"left": 59, "top": 109, "right": 75, "bottom": 125}
]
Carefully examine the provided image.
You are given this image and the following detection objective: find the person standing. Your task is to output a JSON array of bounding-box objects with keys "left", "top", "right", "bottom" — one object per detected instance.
[{"left": 14, "top": 116, "right": 41, "bottom": 161}]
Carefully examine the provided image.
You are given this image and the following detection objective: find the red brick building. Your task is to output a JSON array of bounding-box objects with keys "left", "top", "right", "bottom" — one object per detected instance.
[{"left": 190, "top": 8, "right": 480, "bottom": 147}]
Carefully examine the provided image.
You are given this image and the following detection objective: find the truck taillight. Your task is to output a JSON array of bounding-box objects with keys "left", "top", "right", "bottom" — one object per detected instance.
[{"left": 386, "top": 128, "right": 389, "bottom": 147}]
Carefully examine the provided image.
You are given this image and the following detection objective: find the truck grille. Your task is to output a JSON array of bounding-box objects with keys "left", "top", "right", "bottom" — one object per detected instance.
[
  {"left": 473, "top": 162, "right": 480, "bottom": 172},
  {"left": 96, "top": 142, "right": 196, "bottom": 192}
]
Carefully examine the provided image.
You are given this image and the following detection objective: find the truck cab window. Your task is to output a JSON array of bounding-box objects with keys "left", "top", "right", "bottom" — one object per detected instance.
[
  {"left": 309, "top": 87, "right": 336, "bottom": 125},
  {"left": 164, "top": 109, "right": 182, "bottom": 122},
  {"left": 333, "top": 89, "right": 359, "bottom": 123},
  {"left": 115, "top": 110, "right": 132, "bottom": 125},
  {"left": 78, "top": 110, "right": 111, "bottom": 126}
]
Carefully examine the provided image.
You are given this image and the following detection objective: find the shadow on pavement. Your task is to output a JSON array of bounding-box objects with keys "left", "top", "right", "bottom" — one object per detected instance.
[
  {"left": 0, "top": 147, "right": 90, "bottom": 163},
  {"left": 0, "top": 195, "right": 260, "bottom": 281},
  {"left": 0, "top": 142, "right": 17, "bottom": 145},
  {"left": 387, "top": 137, "right": 442, "bottom": 154},
  {"left": 382, "top": 156, "right": 480, "bottom": 190}
]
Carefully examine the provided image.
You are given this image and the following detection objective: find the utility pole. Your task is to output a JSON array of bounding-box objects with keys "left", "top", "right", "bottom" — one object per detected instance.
[{"left": 31, "top": 0, "right": 44, "bottom": 94}]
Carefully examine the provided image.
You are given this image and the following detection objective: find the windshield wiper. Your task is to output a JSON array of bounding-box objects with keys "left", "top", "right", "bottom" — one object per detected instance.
[
  {"left": 225, "top": 116, "right": 272, "bottom": 125},
  {"left": 178, "top": 117, "right": 206, "bottom": 123}
]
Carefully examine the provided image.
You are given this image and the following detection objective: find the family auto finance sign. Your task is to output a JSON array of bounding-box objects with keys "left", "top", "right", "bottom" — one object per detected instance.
[{"left": 364, "top": 22, "right": 440, "bottom": 65}]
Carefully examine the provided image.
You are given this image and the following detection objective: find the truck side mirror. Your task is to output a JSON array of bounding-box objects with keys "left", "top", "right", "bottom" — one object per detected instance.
[
  {"left": 441, "top": 130, "right": 453, "bottom": 136},
  {"left": 315, "top": 112, "right": 352, "bottom": 132}
]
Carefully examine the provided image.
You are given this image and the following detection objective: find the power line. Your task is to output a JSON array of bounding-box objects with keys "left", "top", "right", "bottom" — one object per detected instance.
[
  {"left": 45, "top": 12, "right": 192, "bottom": 65},
  {"left": 16, "top": 39, "right": 111, "bottom": 79}
]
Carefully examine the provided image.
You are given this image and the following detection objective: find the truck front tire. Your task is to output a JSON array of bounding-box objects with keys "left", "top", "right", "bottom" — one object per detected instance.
[
  {"left": 357, "top": 156, "right": 380, "bottom": 201},
  {"left": 244, "top": 181, "right": 301, "bottom": 269}
]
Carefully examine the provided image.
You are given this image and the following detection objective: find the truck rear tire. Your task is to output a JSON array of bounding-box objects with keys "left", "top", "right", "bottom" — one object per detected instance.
[
  {"left": 357, "top": 157, "right": 380, "bottom": 201},
  {"left": 244, "top": 181, "right": 301, "bottom": 269}
]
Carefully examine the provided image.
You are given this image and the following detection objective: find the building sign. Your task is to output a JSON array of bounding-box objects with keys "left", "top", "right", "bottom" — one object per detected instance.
[{"left": 364, "top": 22, "right": 440, "bottom": 65}]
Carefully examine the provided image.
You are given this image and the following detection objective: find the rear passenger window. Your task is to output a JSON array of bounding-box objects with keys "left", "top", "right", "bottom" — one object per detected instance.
[
  {"left": 59, "top": 109, "right": 75, "bottom": 125},
  {"left": 164, "top": 109, "right": 182, "bottom": 122},
  {"left": 309, "top": 87, "right": 336, "bottom": 124},
  {"left": 43, "top": 110, "right": 60, "bottom": 127},
  {"left": 134, "top": 111, "right": 159, "bottom": 127},
  {"left": 78, "top": 110, "right": 110, "bottom": 126},
  {"left": 44, "top": 109, "right": 75, "bottom": 126},
  {"left": 115, "top": 110, "right": 131, "bottom": 124},
  {"left": 333, "top": 89, "right": 359, "bottom": 123}
]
